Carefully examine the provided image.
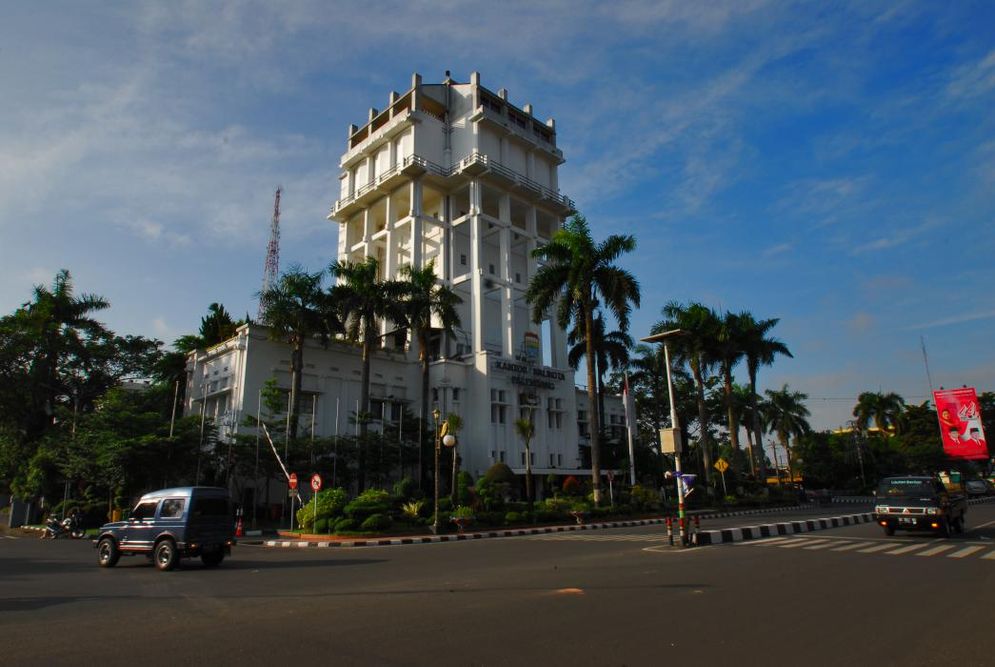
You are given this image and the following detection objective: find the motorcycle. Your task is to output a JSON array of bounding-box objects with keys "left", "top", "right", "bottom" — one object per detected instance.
[{"left": 41, "top": 514, "right": 87, "bottom": 539}]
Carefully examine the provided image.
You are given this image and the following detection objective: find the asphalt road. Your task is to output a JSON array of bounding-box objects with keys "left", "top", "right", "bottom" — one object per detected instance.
[{"left": 3, "top": 503, "right": 994, "bottom": 667}]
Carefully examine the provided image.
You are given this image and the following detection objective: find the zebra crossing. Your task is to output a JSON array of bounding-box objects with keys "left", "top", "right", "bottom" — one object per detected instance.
[
  {"left": 739, "top": 536, "right": 995, "bottom": 561},
  {"left": 525, "top": 532, "right": 670, "bottom": 543}
]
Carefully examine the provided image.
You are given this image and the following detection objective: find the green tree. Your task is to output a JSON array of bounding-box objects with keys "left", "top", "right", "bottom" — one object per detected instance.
[
  {"left": 653, "top": 302, "right": 721, "bottom": 490},
  {"left": 739, "top": 313, "right": 792, "bottom": 478},
  {"left": 526, "top": 215, "right": 640, "bottom": 506},
  {"left": 330, "top": 257, "right": 406, "bottom": 491},
  {"left": 852, "top": 391, "right": 906, "bottom": 435},
  {"left": 762, "top": 385, "right": 811, "bottom": 485},
  {"left": 714, "top": 311, "right": 747, "bottom": 464},
  {"left": 397, "top": 260, "right": 462, "bottom": 486},
  {"left": 567, "top": 311, "right": 632, "bottom": 431},
  {"left": 199, "top": 303, "right": 239, "bottom": 348},
  {"left": 515, "top": 414, "right": 536, "bottom": 513},
  {"left": 259, "top": 266, "right": 337, "bottom": 444}
]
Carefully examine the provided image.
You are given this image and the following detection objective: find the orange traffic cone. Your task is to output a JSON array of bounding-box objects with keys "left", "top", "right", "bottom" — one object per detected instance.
[{"left": 235, "top": 515, "right": 244, "bottom": 538}]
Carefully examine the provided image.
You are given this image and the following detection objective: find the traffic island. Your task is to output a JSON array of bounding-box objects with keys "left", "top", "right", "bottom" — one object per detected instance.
[{"left": 692, "top": 512, "right": 874, "bottom": 546}]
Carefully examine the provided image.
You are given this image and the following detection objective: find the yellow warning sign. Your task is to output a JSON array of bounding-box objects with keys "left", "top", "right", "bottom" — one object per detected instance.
[{"left": 714, "top": 458, "right": 729, "bottom": 473}]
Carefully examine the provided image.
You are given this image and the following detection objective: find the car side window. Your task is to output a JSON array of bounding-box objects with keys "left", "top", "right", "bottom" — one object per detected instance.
[
  {"left": 131, "top": 501, "right": 159, "bottom": 521},
  {"left": 160, "top": 499, "right": 186, "bottom": 518}
]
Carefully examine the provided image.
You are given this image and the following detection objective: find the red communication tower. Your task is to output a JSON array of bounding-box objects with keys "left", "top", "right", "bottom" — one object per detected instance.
[{"left": 258, "top": 187, "right": 282, "bottom": 320}]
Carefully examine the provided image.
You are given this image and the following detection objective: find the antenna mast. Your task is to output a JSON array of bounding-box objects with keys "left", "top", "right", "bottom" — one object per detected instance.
[
  {"left": 921, "top": 335, "right": 935, "bottom": 403},
  {"left": 258, "top": 187, "right": 282, "bottom": 321}
]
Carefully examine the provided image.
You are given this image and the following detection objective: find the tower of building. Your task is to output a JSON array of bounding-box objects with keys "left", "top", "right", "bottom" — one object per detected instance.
[{"left": 328, "top": 71, "right": 582, "bottom": 477}]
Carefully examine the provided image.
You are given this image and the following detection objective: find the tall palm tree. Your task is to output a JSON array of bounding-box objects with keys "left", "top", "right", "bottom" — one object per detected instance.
[
  {"left": 567, "top": 311, "right": 632, "bottom": 430},
  {"left": 628, "top": 344, "right": 669, "bottom": 450},
  {"left": 330, "top": 257, "right": 407, "bottom": 491},
  {"left": 740, "top": 314, "right": 792, "bottom": 477},
  {"left": 653, "top": 302, "right": 721, "bottom": 490},
  {"left": 25, "top": 269, "right": 110, "bottom": 429},
  {"left": 731, "top": 383, "right": 758, "bottom": 475},
  {"left": 526, "top": 214, "right": 640, "bottom": 506},
  {"left": 397, "top": 260, "right": 462, "bottom": 485},
  {"left": 852, "top": 391, "right": 905, "bottom": 435},
  {"left": 258, "top": 266, "right": 336, "bottom": 442},
  {"left": 763, "top": 385, "right": 811, "bottom": 485},
  {"left": 515, "top": 414, "right": 536, "bottom": 513},
  {"left": 715, "top": 310, "right": 747, "bottom": 459}
]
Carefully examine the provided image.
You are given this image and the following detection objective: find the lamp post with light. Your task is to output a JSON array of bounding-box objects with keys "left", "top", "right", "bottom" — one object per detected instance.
[
  {"left": 431, "top": 408, "right": 456, "bottom": 534},
  {"left": 640, "top": 329, "right": 689, "bottom": 547}
]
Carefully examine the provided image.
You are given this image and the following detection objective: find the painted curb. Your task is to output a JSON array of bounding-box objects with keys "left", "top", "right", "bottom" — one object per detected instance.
[
  {"left": 262, "top": 504, "right": 820, "bottom": 549},
  {"left": 693, "top": 513, "right": 873, "bottom": 546}
]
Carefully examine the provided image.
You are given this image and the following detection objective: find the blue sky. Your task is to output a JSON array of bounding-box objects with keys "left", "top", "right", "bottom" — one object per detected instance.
[{"left": 2, "top": 1, "right": 993, "bottom": 430}]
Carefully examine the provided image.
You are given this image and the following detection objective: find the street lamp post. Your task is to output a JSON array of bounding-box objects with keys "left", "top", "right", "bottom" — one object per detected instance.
[
  {"left": 432, "top": 408, "right": 441, "bottom": 535},
  {"left": 640, "top": 329, "right": 689, "bottom": 547}
]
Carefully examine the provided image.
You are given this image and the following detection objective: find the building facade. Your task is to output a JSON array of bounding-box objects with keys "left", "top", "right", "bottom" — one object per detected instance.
[{"left": 186, "top": 72, "right": 626, "bottom": 490}]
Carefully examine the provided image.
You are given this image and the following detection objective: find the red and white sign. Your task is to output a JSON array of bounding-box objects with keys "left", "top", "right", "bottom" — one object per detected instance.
[
  {"left": 934, "top": 388, "right": 988, "bottom": 461},
  {"left": 311, "top": 473, "right": 322, "bottom": 492},
  {"left": 288, "top": 472, "right": 298, "bottom": 489}
]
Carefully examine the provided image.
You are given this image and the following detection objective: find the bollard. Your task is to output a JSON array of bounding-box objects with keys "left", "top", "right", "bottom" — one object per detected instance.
[
  {"left": 678, "top": 516, "right": 686, "bottom": 546},
  {"left": 666, "top": 516, "right": 674, "bottom": 546}
]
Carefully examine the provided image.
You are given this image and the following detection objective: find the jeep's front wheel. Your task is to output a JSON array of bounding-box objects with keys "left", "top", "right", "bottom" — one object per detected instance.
[
  {"left": 154, "top": 539, "right": 179, "bottom": 571},
  {"left": 201, "top": 546, "right": 225, "bottom": 568},
  {"left": 97, "top": 537, "right": 120, "bottom": 568}
]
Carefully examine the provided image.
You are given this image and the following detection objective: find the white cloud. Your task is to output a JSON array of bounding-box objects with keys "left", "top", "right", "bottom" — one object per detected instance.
[
  {"left": 906, "top": 309, "right": 995, "bottom": 330},
  {"left": 946, "top": 49, "right": 995, "bottom": 100}
]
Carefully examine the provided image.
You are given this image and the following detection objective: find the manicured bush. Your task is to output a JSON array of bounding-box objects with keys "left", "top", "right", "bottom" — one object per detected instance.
[
  {"left": 344, "top": 488, "right": 392, "bottom": 523},
  {"left": 296, "top": 487, "right": 348, "bottom": 531},
  {"left": 360, "top": 513, "right": 391, "bottom": 532},
  {"left": 483, "top": 463, "right": 516, "bottom": 484},
  {"left": 475, "top": 511, "right": 505, "bottom": 526},
  {"left": 629, "top": 484, "right": 660, "bottom": 511},
  {"left": 542, "top": 497, "right": 572, "bottom": 512},
  {"left": 314, "top": 518, "right": 330, "bottom": 533},
  {"left": 562, "top": 476, "right": 582, "bottom": 496},
  {"left": 393, "top": 477, "right": 418, "bottom": 500},
  {"left": 456, "top": 471, "right": 474, "bottom": 506},
  {"left": 505, "top": 511, "right": 523, "bottom": 525},
  {"left": 333, "top": 517, "right": 357, "bottom": 533}
]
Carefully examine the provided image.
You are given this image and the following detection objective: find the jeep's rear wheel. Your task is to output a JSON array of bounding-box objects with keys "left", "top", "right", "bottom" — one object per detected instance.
[
  {"left": 201, "top": 546, "right": 225, "bottom": 567},
  {"left": 97, "top": 537, "right": 119, "bottom": 568},
  {"left": 154, "top": 539, "right": 179, "bottom": 571}
]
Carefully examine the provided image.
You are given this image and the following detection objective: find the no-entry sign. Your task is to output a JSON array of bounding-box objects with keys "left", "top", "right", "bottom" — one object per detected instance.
[
  {"left": 288, "top": 472, "right": 298, "bottom": 489},
  {"left": 311, "top": 473, "right": 322, "bottom": 492}
]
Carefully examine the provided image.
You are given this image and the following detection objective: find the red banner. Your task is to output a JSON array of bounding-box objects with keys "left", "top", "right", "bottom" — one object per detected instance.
[{"left": 934, "top": 388, "right": 988, "bottom": 460}]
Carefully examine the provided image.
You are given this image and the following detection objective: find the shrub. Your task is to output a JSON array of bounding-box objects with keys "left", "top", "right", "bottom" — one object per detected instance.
[
  {"left": 629, "top": 484, "right": 660, "bottom": 512},
  {"left": 360, "top": 513, "right": 391, "bottom": 532},
  {"left": 475, "top": 511, "right": 505, "bottom": 526},
  {"left": 401, "top": 500, "right": 425, "bottom": 519},
  {"left": 562, "top": 476, "right": 582, "bottom": 496},
  {"left": 393, "top": 477, "right": 418, "bottom": 500},
  {"left": 483, "top": 463, "right": 516, "bottom": 484},
  {"left": 542, "top": 497, "right": 572, "bottom": 512},
  {"left": 451, "top": 505, "right": 474, "bottom": 519},
  {"left": 456, "top": 471, "right": 474, "bottom": 505},
  {"left": 535, "top": 510, "right": 565, "bottom": 523},
  {"left": 344, "top": 488, "right": 392, "bottom": 523},
  {"left": 333, "top": 518, "right": 357, "bottom": 533},
  {"left": 314, "top": 518, "right": 330, "bottom": 533},
  {"left": 505, "top": 511, "right": 523, "bottom": 525},
  {"left": 296, "top": 487, "right": 348, "bottom": 531}
]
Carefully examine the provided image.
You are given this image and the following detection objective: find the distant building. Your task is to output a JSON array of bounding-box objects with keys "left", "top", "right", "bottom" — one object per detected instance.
[{"left": 185, "top": 72, "right": 626, "bottom": 494}]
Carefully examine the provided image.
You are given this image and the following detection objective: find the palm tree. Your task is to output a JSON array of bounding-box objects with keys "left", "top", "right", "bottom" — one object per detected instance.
[
  {"left": 715, "top": 310, "right": 747, "bottom": 460},
  {"left": 740, "top": 314, "right": 792, "bottom": 477},
  {"left": 258, "top": 266, "right": 336, "bottom": 442},
  {"left": 852, "top": 391, "right": 905, "bottom": 435},
  {"left": 397, "top": 260, "right": 462, "bottom": 485},
  {"left": 330, "top": 256, "right": 407, "bottom": 491},
  {"left": 515, "top": 413, "right": 536, "bottom": 513},
  {"left": 763, "top": 385, "right": 811, "bottom": 485},
  {"left": 653, "top": 302, "right": 721, "bottom": 490},
  {"left": 628, "top": 344, "right": 669, "bottom": 450},
  {"left": 731, "top": 383, "right": 758, "bottom": 475},
  {"left": 526, "top": 214, "right": 640, "bottom": 506},
  {"left": 567, "top": 311, "right": 632, "bottom": 430},
  {"left": 25, "top": 269, "right": 110, "bottom": 429}
]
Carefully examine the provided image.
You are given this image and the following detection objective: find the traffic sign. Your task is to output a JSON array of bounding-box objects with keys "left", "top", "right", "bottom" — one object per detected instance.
[
  {"left": 714, "top": 458, "right": 729, "bottom": 473},
  {"left": 289, "top": 472, "right": 298, "bottom": 489},
  {"left": 311, "top": 473, "right": 322, "bottom": 492}
]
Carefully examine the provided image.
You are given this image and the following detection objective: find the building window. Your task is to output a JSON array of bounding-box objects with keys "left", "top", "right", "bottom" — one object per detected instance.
[
  {"left": 515, "top": 272, "right": 521, "bottom": 283},
  {"left": 461, "top": 254, "right": 467, "bottom": 265},
  {"left": 489, "top": 263, "right": 496, "bottom": 275},
  {"left": 547, "top": 397, "right": 563, "bottom": 429},
  {"left": 490, "top": 389, "right": 507, "bottom": 424},
  {"left": 453, "top": 388, "right": 461, "bottom": 401},
  {"left": 499, "top": 451, "right": 506, "bottom": 462},
  {"left": 549, "top": 454, "right": 555, "bottom": 467}
]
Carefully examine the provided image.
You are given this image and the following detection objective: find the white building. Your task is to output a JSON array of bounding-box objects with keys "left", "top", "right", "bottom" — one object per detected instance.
[{"left": 186, "top": 72, "right": 626, "bottom": 494}]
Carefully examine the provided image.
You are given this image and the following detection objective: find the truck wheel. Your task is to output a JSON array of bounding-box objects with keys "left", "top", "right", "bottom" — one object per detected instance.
[
  {"left": 97, "top": 537, "right": 120, "bottom": 568},
  {"left": 154, "top": 539, "right": 179, "bottom": 571},
  {"left": 200, "top": 546, "right": 225, "bottom": 568},
  {"left": 883, "top": 525, "right": 895, "bottom": 536}
]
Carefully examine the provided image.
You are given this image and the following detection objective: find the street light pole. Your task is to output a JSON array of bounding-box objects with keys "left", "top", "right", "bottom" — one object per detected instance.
[
  {"left": 663, "top": 340, "right": 688, "bottom": 547},
  {"left": 432, "top": 407, "right": 441, "bottom": 535}
]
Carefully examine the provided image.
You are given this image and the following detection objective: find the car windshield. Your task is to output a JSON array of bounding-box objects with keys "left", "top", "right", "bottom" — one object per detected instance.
[{"left": 878, "top": 479, "right": 934, "bottom": 497}]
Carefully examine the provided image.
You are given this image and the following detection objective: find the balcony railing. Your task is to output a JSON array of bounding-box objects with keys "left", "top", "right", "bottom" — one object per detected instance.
[{"left": 332, "top": 152, "right": 574, "bottom": 216}]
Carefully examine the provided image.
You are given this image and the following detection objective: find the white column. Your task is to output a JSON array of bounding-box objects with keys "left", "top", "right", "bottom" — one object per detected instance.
[
  {"left": 384, "top": 195, "right": 396, "bottom": 278},
  {"left": 362, "top": 208, "right": 372, "bottom": 257},
  {"left": 411, "top": 179, "right": 423, "bottom": 268},
  {"left": 500, "top": 225, "right": 513, "bottom": 357},
  {"left": 469, "top": 179, "right": 483, "bottom": 354}
]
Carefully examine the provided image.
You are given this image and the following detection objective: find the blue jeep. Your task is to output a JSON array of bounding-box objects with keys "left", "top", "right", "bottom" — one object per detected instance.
[{"left": 95, "top": 487, "right": 235, "bottom": 571}]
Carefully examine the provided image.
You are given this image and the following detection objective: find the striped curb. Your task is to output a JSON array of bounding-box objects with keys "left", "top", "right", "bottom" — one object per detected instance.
[
  {"left": 693, "top": 513, "right": 874, "bottom": 546},
  {"left": 261, "top": 505, "right": 819, "bottom": 549},
  {"left": 832, "top": 496, "right": 874, "bottom": 504}
]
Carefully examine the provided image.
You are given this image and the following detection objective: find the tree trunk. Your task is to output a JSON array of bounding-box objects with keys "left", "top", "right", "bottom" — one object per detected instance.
[
  {"left": 782, "top": 433, "right": 793, "bottom": 486},
  {"left": 288, "top": 340, "right": 303, "bottom": 441},
  {"left": 358, "top": 326, "right": 372, "bottom": 492},
  {"left": 723, "top": 367, "right": 739, "bottom": 452},
  {"left": 692, "top": 358, "right": 714, "bottom": 490},
  {"left": 585, "top": 307, "right": 602, "bottom": 506},
  {"left": 749, "top": 370, "right": 767, "bottom": 479},
  {"left": 525, "top": 443, "right": 534, "bottom": 513}
]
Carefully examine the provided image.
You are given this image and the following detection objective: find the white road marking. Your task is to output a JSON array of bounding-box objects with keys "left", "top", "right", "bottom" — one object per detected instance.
[
  {"left": 981, "top": 551, "right": 995, "bottom": 560},
  {"left": 916, "top": 544, "right": 957, "bottom": 557},
  {"left": 886, "top": 543, "right": 930, "bottom": 555},
  {"left": 970, "top": 519, "right": 995, "bottom": 530},
  {"left": 779, "top": 539, "right": 827, "bottom": 549},
  {"left": 831, "top": 542, "right": 873, "bottom": 551},
  {"left": 803, "top": 541, "right": 843, "bottom": 550},
  {"left": 857, "top": 543, "right": 897, "bottom": 553},
  {"left": 740, "top": 537, "right": 792, "bottom": 546},
  {"left": 947, "top": 546, "right": 985, "bottom": 559}
]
